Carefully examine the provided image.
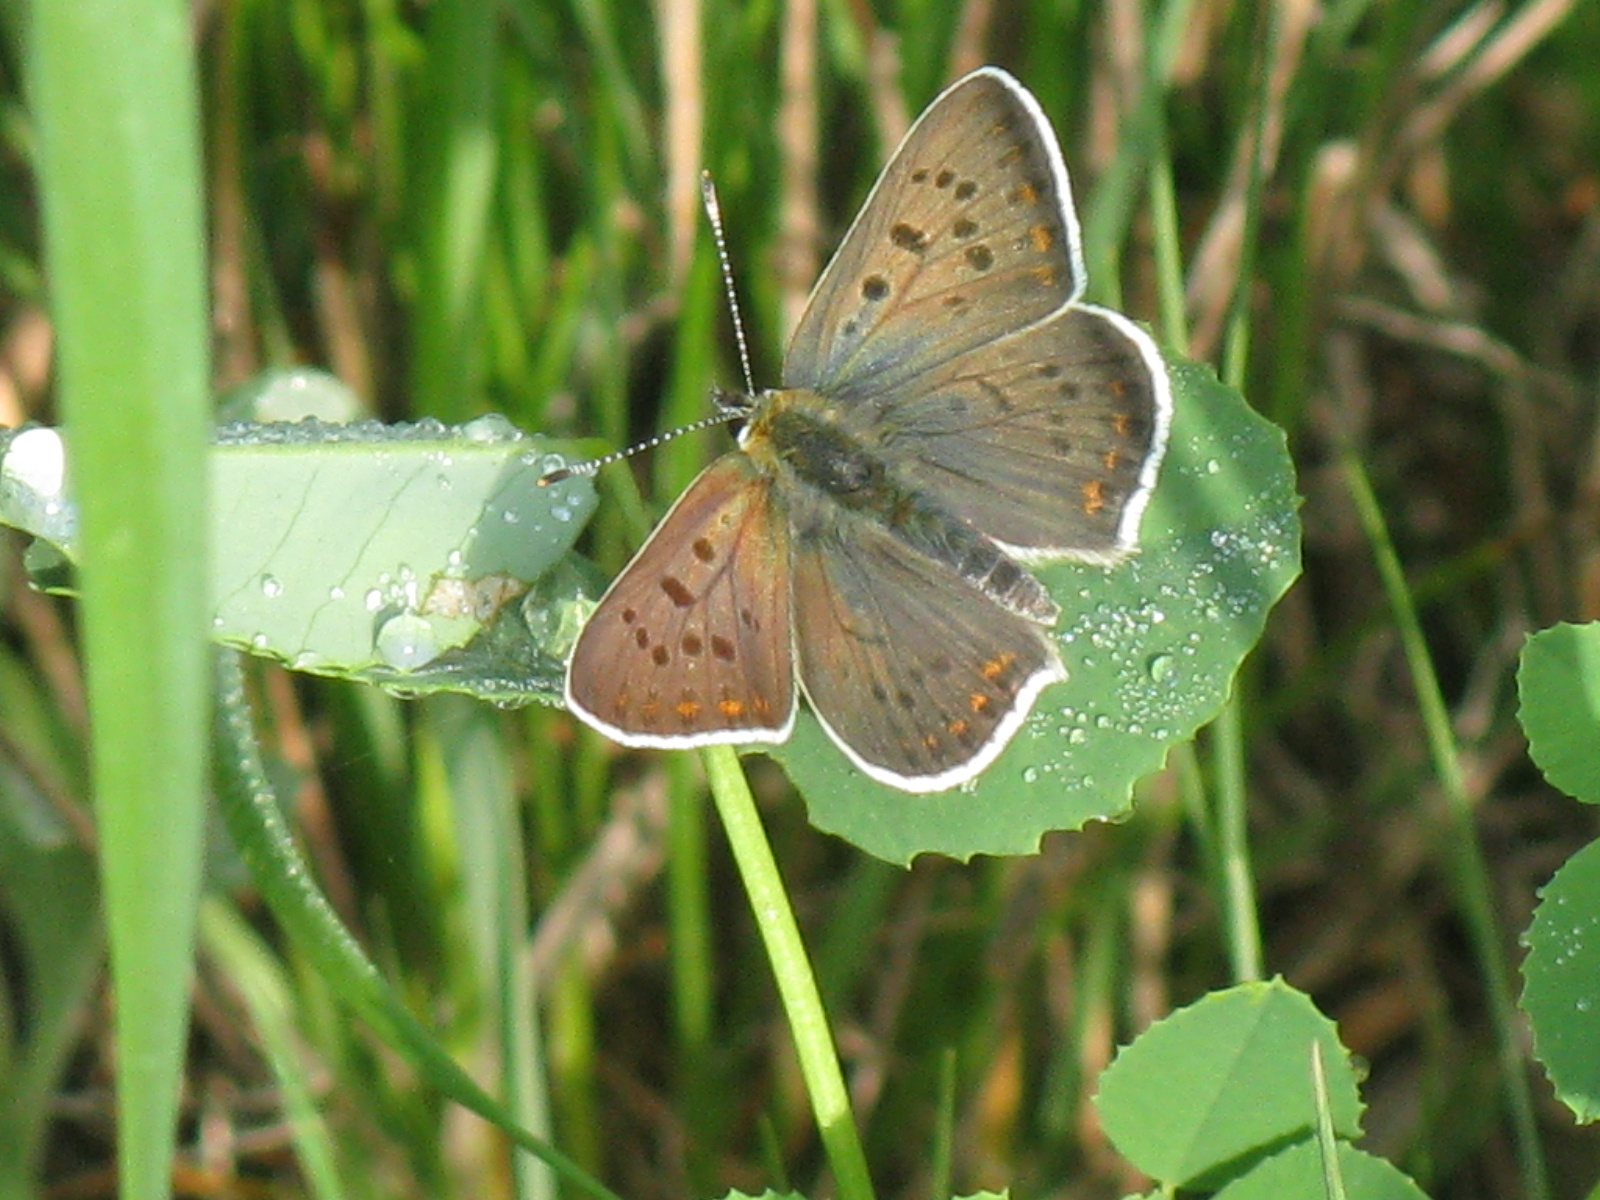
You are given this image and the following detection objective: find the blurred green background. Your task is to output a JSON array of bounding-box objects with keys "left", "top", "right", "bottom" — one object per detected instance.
[{"left": 4, "top": 1, "right": 1600, "bottom": 1198}]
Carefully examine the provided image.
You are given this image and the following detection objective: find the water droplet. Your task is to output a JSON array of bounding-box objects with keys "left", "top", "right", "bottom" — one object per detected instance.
[
  {"left": 259, "top": 574, "right": 283, "bottom": 599},
  {"left": 1147, "top": 653, "right": 1175, "bottom": 682},
  {"left": 375, "top": 613, "right": 440, "bottom": 670},
  {"left": 1022, "top": 766, "right": 1039, "bottom": 784},
  {"left": 463, "top": 413, "right": 518, "bottom": 442}
]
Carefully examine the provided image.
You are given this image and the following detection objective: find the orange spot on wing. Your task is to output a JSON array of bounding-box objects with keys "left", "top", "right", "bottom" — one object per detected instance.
[
  {"left": 947, "top": 718, "right": 971, "bottom": 737},
  {"left": 675, "top": 699, "right": 702, "bottom": 721},
  {"left": 982, "top": 652, "right": 1017, "bottom": 681},
  {"left": 1103, "top": 449, "right": 1122, "bottom": 471},
  {"left": 1082, "top": 479, "right": 1106, "bottom": 515},
  {"left": 1033, "top": 265, "right": 1056, "bottom": 287},
  {"left": 1030, "top": 224, "right": 1054, "bottom": 252},
  {"left": 1112, "top": 412, "right": 1133, "bottom": 437},
  {"left": 969, "top": 693, "right": 992, "bottom": 714},
  {"left": 719, "top": 698, "right": 746, "bottom": 719}
]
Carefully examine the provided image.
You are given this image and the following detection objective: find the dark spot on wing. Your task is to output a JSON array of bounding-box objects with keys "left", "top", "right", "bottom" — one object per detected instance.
[
  {"left": 952, "top": 218, "right": 978, "bottom": 239},
  {"left": 955, "top": 180, "right": 978, "bottom": 201},
  {"left": 977, "top": 378, "right": 1013, "bottom": 412},
  {"left": 891, "top": 223, "right": 929, "bottom": 253},
  {"left": 661, "top": 576, "right": 694, "bottom": 607},
  {"left": 692, "top": 537, "right": 716, "bottom": 562},
  {"left": 965, "top": 245, "right": 994, "bottom": 271},
  {"left": 861, "top": 275, "right": 889, "bottom": 301}
]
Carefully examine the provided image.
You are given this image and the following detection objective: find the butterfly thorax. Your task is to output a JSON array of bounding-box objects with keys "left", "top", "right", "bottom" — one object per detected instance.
[{"left": 741, "top": 386, "right": 1060, "bottom": 626}]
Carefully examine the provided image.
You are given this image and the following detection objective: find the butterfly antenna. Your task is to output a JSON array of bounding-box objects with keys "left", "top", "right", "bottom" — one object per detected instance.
[
  {"left": 537, "top": 412, "right": 740, "bottom": 485},
  {"left": 539, "top": 173, "right": 756, "bottom": 489},
  {"left": 701, "top": 171, "right": 757, "bottom": 397}
]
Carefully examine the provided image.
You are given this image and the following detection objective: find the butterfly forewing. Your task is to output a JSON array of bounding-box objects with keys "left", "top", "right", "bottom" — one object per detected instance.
[
  {"left": 784, "top": 68, "right": 1086, "bottom": 400},
  {"left": 789, "top": 498, "right": 1065, "bottom": 792},
  {"left": 863, "top": 303, "right": 1171, "bottom": 561},
  {"left": 565, "top": 454, "right": 797, "bottom": 747}
]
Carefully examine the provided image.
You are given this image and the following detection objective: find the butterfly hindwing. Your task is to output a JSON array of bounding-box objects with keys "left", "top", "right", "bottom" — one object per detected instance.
[
  {"left": 565, "top": 454, "right": 796, "bottom": 747},
  {"left": 789, "top": 494, "right": 1064, "bottom": 792},
  {"left": 861, "top": 303, "right": 1172, "bottom": 562}
]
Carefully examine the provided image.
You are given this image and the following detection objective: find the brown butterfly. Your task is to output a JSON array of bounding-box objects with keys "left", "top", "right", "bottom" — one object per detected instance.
[{"left": 565, "top": 67, "right": 1172, "bottom": 792}]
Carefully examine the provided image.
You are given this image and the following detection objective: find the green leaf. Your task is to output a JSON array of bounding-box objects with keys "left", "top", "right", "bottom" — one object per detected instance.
[
  {"left": 769, "top": 356, "right": 1301, "bottom": 863},
  {"left": 1518, "top": 621, "right": 1600, "bottom": 804},
  {"left": 1094, "top": 979, "right": 1362, "bottom": 1189},
  {"left": 1212, "top": 1140, "right": 1427, "bottom": 1200},
  {"left": 209, "top": 417, "right": 594, "bottom": 692},
  {"left": 1520, "top": 837, "right": 1600, "bottom": 1123},
  {"left": 0, "top": 417, "right": 599, "bottom": 705}
]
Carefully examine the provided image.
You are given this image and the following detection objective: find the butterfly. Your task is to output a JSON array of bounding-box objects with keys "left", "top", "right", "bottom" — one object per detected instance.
[{"left": 565, "top": 66, "right": 1172, "bottom": 793}]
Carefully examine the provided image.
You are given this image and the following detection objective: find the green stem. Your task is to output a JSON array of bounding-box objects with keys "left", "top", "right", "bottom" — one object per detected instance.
[
  {"left": 700, "top": 744, "right": 876, "bottom": 1200},
  {"left": 1212, "top": 700, "right": 1262, "bottom": 982},
  {"left": 1339, "top": 448, "right": 1548, "bottom": 1200}
]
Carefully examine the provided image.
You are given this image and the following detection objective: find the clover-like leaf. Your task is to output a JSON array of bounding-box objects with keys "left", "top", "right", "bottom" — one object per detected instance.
[
  {"left": 1518, "top": 621, "right": 1600, "bottom": 805},
  {"left": 1095, "top": 979, "right": 1362, "bottom": 1189},
  {"left": 1521, "top": 837, "right": 1600, "bottom": 1123}
]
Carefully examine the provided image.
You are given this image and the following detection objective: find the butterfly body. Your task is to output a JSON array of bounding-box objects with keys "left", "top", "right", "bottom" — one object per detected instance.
[
  {"left": 566, "top": 67, "right": 1173, "bottom": 792},
  {"left": 741, "top": 387, "right": 1060, "bottom": 624}
]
